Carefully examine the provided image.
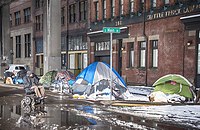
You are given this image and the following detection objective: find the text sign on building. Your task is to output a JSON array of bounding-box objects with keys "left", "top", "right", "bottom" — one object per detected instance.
[{"left": 103, "top": 27, "right": 120, "bottom": 33}]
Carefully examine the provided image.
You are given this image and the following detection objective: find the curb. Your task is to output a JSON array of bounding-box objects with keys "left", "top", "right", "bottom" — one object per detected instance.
[{"left": 0, "top": 81, "right": 23, "bottom": 89}]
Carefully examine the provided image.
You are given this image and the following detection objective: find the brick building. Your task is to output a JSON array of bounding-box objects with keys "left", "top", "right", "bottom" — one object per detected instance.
[
  {"left": 87, "top": 0, "right": 200, "bottom": 87},
  {"left": 7, "top": 0, "right": 200, "bottom": 87}
]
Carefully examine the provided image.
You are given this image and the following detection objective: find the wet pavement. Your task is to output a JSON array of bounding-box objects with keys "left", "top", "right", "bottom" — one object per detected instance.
[{"left": 0, "top": 84, "right": 199, "bottom": 130}]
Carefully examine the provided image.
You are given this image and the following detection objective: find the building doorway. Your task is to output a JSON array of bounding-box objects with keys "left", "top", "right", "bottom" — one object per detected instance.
[
  {"left": 95, "top": 56, "right": 110, "bottom": 64},
  {"left": 35, "top": 54, "right": 43, "bottom": 76}
]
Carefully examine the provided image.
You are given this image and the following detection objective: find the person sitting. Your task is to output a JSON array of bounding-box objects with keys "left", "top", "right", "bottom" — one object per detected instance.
[{"left": 23, "top": 71, "right": 45, "bottom": 99}]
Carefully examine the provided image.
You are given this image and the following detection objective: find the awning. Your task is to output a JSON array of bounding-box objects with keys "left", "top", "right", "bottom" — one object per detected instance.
[
  {"left": 180, "top": 14, "right": 200, "bottom": 20},
  {"left": 180, "top": 14, "right": 200, "bottom": 30}
]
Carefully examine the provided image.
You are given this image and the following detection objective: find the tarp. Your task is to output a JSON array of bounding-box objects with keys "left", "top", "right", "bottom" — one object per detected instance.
[
  {"left": 72, "top": 62, "right": 127, "bottom": 97},
  {"left": 39, "top": 70, "right": 75, "bottom": 87},
  {"left": 76, "top": 62, "right": 126, "bottom": 87},
  {"left": 152, "top": 74, "right": 194, "bottom": 99},
  {"left": 39, "top": 70, "right": 57, "bottom": 86}
]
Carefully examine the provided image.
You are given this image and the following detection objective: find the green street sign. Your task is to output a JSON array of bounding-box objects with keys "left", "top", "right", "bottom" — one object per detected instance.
[{"left": 103, "top": 27, "right": 120, "bottom": 33}]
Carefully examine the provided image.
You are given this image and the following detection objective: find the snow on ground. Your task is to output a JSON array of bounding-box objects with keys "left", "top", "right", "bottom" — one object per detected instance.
[
  {"left": 126, "top": 86, "right": 153, "bottom": 101},
  {"left": 98, "top": 86, "right": 200, "bottom": 129},
  {"left": 71, "top": 86, "right": 200, "bottom": 129},
  {"left": 108, "top": 105, "right": 200, "bottom": 129},
  {"left": 128, "top": 86, "right": 153, "bottom": 96}
]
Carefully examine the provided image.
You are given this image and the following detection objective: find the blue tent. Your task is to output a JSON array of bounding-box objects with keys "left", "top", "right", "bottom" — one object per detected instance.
[{"left": 72, "top": 62, "right": 127, "bottom": 96}]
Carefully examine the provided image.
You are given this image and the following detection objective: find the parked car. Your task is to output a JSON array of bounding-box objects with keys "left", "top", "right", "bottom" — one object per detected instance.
[{"left": 3, "top": 64, "right": 29, "bottom": 83}]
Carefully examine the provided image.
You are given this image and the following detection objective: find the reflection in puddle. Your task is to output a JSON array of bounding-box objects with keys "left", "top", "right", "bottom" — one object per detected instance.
[
  {"left": 0, "top": 104, "right": 117, "bottom": 130},
  {"left": 0, "top": 104, "right": 190, "bottom": 130}
]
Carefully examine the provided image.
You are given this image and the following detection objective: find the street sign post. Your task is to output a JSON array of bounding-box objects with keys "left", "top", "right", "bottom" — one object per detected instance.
[{"left": 103, "top": 27, "right": 120, "bottom": 100}]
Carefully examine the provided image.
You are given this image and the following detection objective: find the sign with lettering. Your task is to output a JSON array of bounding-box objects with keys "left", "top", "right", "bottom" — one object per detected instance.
[
  {"left": 103, "top": 27, "right": 120, "bottom": 33},
  {"left": 147, "top": 4, "right": 200, "bottom": 20}
]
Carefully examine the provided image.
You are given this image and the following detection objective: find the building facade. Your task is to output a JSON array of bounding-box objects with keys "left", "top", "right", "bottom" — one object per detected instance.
[
  {"left": 87, "top": 0, "right": 200, "bottom": 87},
  {"left": 10, "top": 0, "right": 33, "bottom": 69},
  {"left": 64, "top": 0, "right": 88, "bottom": 76},
  {"left": 9, "top": 0, "right": 88, "bottom": 76},
  {"left": 7, "top": 0, "right": 200, "bottom": 87}
]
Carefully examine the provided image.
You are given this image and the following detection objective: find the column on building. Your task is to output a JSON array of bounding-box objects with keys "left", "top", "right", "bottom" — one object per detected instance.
[
  {"left": 0, "top": 4, "right": 10, "bottom": 77},
  {"left": 43, "top": 0, "right": 61, "bottom": 73}
]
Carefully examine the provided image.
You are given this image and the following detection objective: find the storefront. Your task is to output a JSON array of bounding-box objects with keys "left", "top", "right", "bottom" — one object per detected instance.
[
  {"left": 87, "top": 27, "right": 129, "bottom": 76},
  {"left": 181, "top": 14, "right": 200, "bottom": 88},
  {"left": 67, "top": 35, "right": 88, "bottom": 76}
]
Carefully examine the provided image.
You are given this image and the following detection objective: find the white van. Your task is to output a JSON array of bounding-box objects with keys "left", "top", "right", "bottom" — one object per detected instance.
[{"left": 5, "top": 64, "right": 29, "bottom": 75}]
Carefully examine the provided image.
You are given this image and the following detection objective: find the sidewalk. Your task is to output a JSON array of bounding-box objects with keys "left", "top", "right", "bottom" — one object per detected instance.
[{"left": 0, "top": 80, "right": 23, "bottom": 89}]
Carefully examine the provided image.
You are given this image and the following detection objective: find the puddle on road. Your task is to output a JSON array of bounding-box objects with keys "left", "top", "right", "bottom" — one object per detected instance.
[
  {"left": 0, "top": 103, "right": 189, "bottom": 130},
  {"left": 0, "top": 104, "right": 120, "bottom": 130}
]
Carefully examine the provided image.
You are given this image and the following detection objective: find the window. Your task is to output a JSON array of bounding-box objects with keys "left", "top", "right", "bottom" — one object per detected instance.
[
  {"left": 24, "top": 7, "right": 31, "bottom": 23},
  {"left": 103, "top": 0, "right": 106, "bottom": 19},
  {"left": 35, "top": 0, "right": 44, "bottom": 9},
  {"left": 14, "top": 11, "right": 21, "bottom": 26},
  {"left": 61, "top": 36, "right": 66, "bottom": 51},
  {"left": 139, "top": 41, "right": 146, "bottom": 68},
  {"left": 35, "top": 0, "right": 40, "bottom": 8},
  {"left": 25, "top": 34, "right": 31, "bottom": 58},
  {"left": 120, "top": 0, "right": 124, "bottom": 15},
  {"left": 79, "top": 1, "right": 87, "bottom": 21},
  {"left": 111, "top": 0, "right": 115, "bottom": 17},
  {"left": 61, "top": 7, "right": 65, "bottom": 25},
  {"left": 10, "top": 14, "right": 12, "bottom": 27},
  {"left": 140, "top": 0, "right": 144, "bottom": 11},
  {"left": 35, "top": 15, "right": 43, "bottom": 31},
  {"left": 35, "top": 15, "right": 40, "bottom": 31},
  {"left": 151, "top": 0, "right": 156, "bottom": 8},
  {"left": 69, "top": 4, "right": 76, "bottom": 23},
  {"left": 151, "top": 40, "right": 158, "bottom": 68},
  {"left": 130, "top": 0, "right": 135, "bottom": 13},
  {"left": 83, "top": 53, "right": 87, "bottom": 69},
  {"left": 95, "top": 41, "right": 110, "bottom": 51},
  {"left": 16, "top": 35, "right": 21, "bottom": 58},
  {"left": 61, "top": 54, "right": 66, "bottom": 68},
  {"left": 95, "top": 2, "right": 99, "bottom": 20},
  {"left": 36, "top": 40, "right": 43, "bottom": 54},
  {"left": 129, "top": 43, "right": 134, "bottom": 67},
  {"left": 164, "top": 0, "right": 169, "bottom": 4},
  {"left": 69, "top": 54, "right": 75, "bottom": 69},
  {"left": 68, "top": 36, "right": 87, "bottom": 51}
]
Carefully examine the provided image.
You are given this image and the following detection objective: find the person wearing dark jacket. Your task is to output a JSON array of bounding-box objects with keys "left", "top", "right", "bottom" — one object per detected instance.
[{"left": 23, "top": 71, "right": 45, "bottom": 98}]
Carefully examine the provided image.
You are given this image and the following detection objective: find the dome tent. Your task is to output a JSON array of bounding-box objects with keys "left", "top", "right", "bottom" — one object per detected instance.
[{"left": 72, "top": 62, "right": 128, "bottom": 100}]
